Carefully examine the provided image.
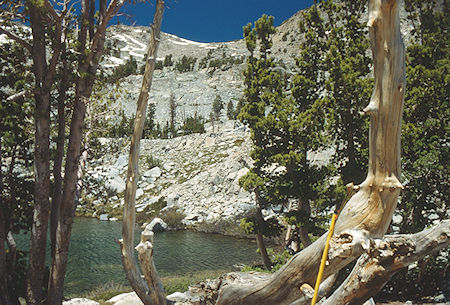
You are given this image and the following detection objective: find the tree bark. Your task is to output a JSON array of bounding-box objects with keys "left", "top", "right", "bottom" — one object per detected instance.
[
  {"left": 0, "top": 206, "right": 11, "bottom": 305},
  {"left": 119, "top": 2, "right": 165, "bottom": 304},
  {"left": 26, "top": 4, "right": 53, "bottom": 303},
  {"left": 51, "top": 49, "right": 69, "bottom": 260},
  {"left": 254, "top": 193, "right": 272, "bottom": 270},
  {"left": 216, "top": 0, "right": 405, "bottom": 304}
]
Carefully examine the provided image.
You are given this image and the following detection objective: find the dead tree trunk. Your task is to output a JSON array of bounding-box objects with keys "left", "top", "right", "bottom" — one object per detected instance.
[
  {"left": 216, "top": 0, "right": 405, "bottom": 304},
  {"left": 322, "top": 220, "right": 450, "bottom": 305},
  {"left": 118, "top": 1, "right": 166, "bottom": 304}
]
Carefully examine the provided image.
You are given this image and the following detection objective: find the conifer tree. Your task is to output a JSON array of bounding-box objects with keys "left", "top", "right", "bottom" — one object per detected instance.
[
  {"left": 238, "top": 14, "right": 279, "bottom": 269},
  {"left": 400, "top": 0, "right": 449, "bottom": 234}
]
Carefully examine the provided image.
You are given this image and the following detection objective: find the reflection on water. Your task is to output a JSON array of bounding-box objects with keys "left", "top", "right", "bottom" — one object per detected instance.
[{"left": 15, "top": 217, "right": 259, "bottom": 295}]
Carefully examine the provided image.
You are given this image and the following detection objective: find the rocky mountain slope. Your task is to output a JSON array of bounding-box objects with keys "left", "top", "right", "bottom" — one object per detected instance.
[
  {"left": 81, "top": 1, "right": 416, "bottom": 228},
  {"left": 83, "top": 121, "right": 258, "bottom": 228}
]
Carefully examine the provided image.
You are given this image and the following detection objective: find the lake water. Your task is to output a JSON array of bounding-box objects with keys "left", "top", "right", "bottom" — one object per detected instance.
[{"left": 15, "top": 217, "right": 260, "bottom": 295}]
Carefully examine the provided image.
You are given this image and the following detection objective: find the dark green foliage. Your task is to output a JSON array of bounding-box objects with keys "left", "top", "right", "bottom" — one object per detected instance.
[
  {"left": 151, "top": 54, "right": 173, "bottom": 72},
  {"left": 242, "top": 248, "right": 292, "bottom": 273},
  {"left": 175, "top": 55, "right": 197, "bottom": 73},
  {"left": 163, "top": 54, "right": 173, "bottom": 67},
  {"left": 199, "top": 49, "right": 213, "bottom": 69},
  {"left": 238, "top": 12, "right": 336, "bottom": 244},
  {"left": 107, "top": 56, "right": 138, "bottom": 83},
  {"left": 169, "top": 93, "right": 177, "bottom": 137},
  {"left": 107, "top": 110, "right": 134, "bottom": 138},
  {"left": 212, "top": 95, "right": 224, "bottom": 121},
  {"left": 0, "top": 42, "right": 36, "bottom": 300},
  {"left": 378, "top": 252, "right": 449, "bottom": 301},
  {"left": 208, "top": 53, "right": 245, "bottom": 72},
  {"left": 399, "top": 0, "right": 449, "bottom": 234},
  {"left": 315, "top": 0, "right": 372, "bottom": 185},
  {"left": 142, "top": 103, "right": 156, "bottom": 139},
  {"left": 154, "top": 60, "right": 163, "bottom": 70},
  {"left": 160, "top": 207, "right": 185, "bottom": 230},
  {"left": 226, "top": 100, "right": 236, "bottom": 120},
  {"left": 180, "top": 115, "right": 205, "bottom": 135},
  {"left": 240, "top": 216, "right": 282, "bottom": 237},
  {"left": 0, "top": 41, "right": 34, "bottom": 230}
]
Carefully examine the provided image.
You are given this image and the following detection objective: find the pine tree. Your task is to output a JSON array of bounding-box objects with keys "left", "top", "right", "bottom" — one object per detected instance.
[
  {"left": 212, "top": 95, "right": 224, "bottom": 121},
  {"left": 400, "top": 0, "right": 449, "bottom": 233},
  {"left": 226, "top": 100, "right": 235, "bottom": 120},
  {"left": 238, "top": 14, "right": 280, "bottom": 269},
  {"left": 169, "top": 92, "right": 177, "bottom": 137},
  {"left": 321, "top": 0, "right": 372, "bottom": 184}
]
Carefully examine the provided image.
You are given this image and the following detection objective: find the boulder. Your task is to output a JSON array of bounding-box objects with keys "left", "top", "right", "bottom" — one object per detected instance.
[
  {"left": 63, "top": 298, "right": 99, "bottom": 305},
  {"left": 392, "top": 214, "right": 403, "bottom": 225},
  {"left": 136, "top": 188, "right": 144, "bottom": 199},
  {"left": 143, "top": 167, "right": 162, "bottom": 179},
  {"left": 105, "top": 176, "right": 126, "bottom": 194},
  {"left": 114, "top": 155, "right": 128, "bottom": 169},
  {"left": 166, "top": 291, "right": 189, "bottom": 303},
  {"left": 106, "top": 292, "right": 143, "bottom": 305},
  {"left": 145, "top": 217, "right": 168, "bottom": 232},
  {"left": 108, "top": 167, "right": 120, "bottom": 179}
]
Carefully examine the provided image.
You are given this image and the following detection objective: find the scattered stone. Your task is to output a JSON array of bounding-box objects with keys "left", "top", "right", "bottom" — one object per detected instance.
[
  {"left": 99, "top": 214, "right": 109, "bottom": 221},
  {"left": 204, "top": 137, "right": 215, "bottom": 147},
  {"left": 108, "top": 167, "right": 120, "bottom": 178}
]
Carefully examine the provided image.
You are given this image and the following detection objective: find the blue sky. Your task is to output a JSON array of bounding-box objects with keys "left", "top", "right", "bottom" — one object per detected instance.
[{"left": 115, "top": 0, "right": 314, "bottom": 43}]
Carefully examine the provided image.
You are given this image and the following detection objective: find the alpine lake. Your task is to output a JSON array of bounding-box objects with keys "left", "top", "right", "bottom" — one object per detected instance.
[{"left": 15, "top": 217, "right": 260, "bottom": 296}]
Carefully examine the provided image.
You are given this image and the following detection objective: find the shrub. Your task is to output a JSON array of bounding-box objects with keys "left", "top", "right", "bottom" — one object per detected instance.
[
  {"left": 145, "top": 155, "right": 161, "bottom": 169},
  {"left": 108, "top": 56, "right": 137, "bottom": 83},
  {"left": 180, "top": 116, "right": 205, "bottom": 135},
  {"left": 160, "top": 207, "right": 185, "bottom": 230}
]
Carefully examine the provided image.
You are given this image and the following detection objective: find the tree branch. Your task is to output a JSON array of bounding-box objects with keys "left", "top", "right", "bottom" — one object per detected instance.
[
  {"left": 43, "top": 0, "right": 61, "bottom": 21},
  {"left": 0, "top": 27, "right": 32, "bottom": 52},
  {"left": 6, "top": 90, "right": 31, "bottom": 102},
  {"left": 322, "top": 220, "right": 450, "bottom": 305}
]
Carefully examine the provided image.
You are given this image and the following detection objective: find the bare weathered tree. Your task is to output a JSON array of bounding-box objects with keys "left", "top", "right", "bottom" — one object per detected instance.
[{"left": 119, "top": 1, "right": 166, "bottom": 304}]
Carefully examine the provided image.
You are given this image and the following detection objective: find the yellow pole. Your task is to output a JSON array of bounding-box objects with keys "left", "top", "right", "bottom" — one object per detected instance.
[{"left": 310, "top": 213, "right": 338, "bottom": 305}]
